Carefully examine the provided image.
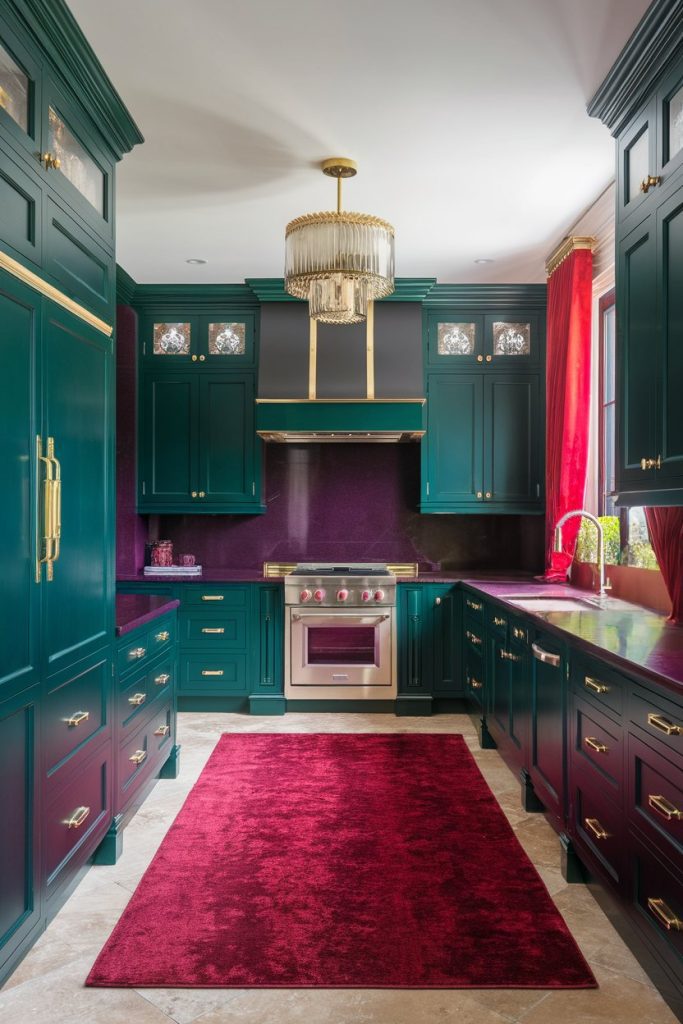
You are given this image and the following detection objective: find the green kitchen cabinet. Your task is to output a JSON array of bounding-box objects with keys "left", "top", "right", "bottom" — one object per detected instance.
[
  {"left": 139, "top": 312, "right": 256, "bottom": 367},
  {"left": 591, "top": 30, "right": 683, "bottom": 505},
  {"left": 397, "top": 583, "right": 462, "bottom": 713},
  {"left": 138, "top": 371, "right": 264, "bottom": 513},
  {"left": 249, "top": 585, "right": 286, "bottom": 715},
  {"left": 0, "top": 684, "right": 41, "bottom": 983},
  {"left": 486, "top": 607, "right": 529, "bottom": 768},
  {"left": 421, "top": 371, "right": 543, "bottom": 513},
  {"left": 425, "top": 310, "right": 541, "bottom": 369},
  {"left": 528, "top": 628, "right": 567, "bottom": 831}
]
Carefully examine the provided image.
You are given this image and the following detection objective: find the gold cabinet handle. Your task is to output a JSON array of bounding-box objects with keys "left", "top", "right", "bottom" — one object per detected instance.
[
  {"left": 512, "top": 626, "right": 526, "bottom": 641},
  {"left": 37, "top": 435, "right": 55, "bottom": 581},
  {"left": 201, "top": 594, "right": 224, "bottom": 601},
  {"left": 66, "top": 710, "right": 90, "bottom": 727},
  {"left": 584, "top": 736, "right": 608, "bottom": 754},
  {"left": 154, "top": 673, "right": 171, "bottom": 686},
  {"left": 493, "top": 616, "right": 506, "bottom": 626},
  {"left": 201, "top": 627, "right": 225, "bottom": 634},
  {"left": 647, "top": 712, "right": 680, "bottom": 736},
  {"left": 129, "top": 646, "right": 146, "bottom": 660},
  {"left": 65, "top": 805, "right": 90, "bottom": 829},
  {"left": 584, "top": 817, "right": 609, "bottom": 840},
  {"left": 155, "top": 630, "right": 170, "bottom": 642},
  {"left": 648, "top": 794, "right": 682, "bottom": 821},
  {"left": 49, "top": 438, "right": 61, "bottom": 569},
  {"left": 500, "top": 649, "right": 521, "bottom": 662},
  {"left": 465, "top": 630, "right": 482, "bottom": 646},
  {"left": 584, "top": 676, "right": 609, "bottom": 694},
  {"left": 466, "top": 599, "right": 483, "bottom": 611},
  {"left": 434, "top": 597, "right": 442, "bottom": 606},
  {"left": 647, "top": 897, "right": 683, "bottom": 931},
  {"left": 201, "top": 669, "right": 224, "bottom": 676},
  {"left": 128, "top": 692, "right": 147, "bottom": 706},
  {"left": 129, "top": 749, "right": 147, "bottom": 765},
  {"left": 470, "top": 678, "right": 483, "bottom": 690},
  {"left": 531, "top": 643, "right": 561, "bottom": 667},
  {"left": 41, "top": 151, "right": 61, "bottom": 170},
  {"left": 640, "top": 174, "right": 662, "bottom": 193},
  {"left": 154, "top": 724, "right": 170, "bottom": 736},
  {"left": 640, "top": 455, "right": 662, "bottom": 470}
]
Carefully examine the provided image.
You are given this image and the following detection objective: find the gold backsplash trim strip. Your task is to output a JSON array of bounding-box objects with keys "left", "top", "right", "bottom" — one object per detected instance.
[
  {"left": 262, "top": 561, "right": 419, "bottom": 578},
  {"left": 0, "top": 248, "right": 113, "bottom": 337}
]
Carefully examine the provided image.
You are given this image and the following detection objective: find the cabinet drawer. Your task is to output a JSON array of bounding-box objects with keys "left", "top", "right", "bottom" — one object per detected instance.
[
  {"left": 629, "top": 732, "right": 683, "bottom": 866},
  {"left": 572, "top": 697, "right": 624, "bottom": 799},
  {"left": 632, "top": 685, "right": 682, "bottom": 759},
  {"left": 573, "top": 772, "right": 625, "bottom": 887},
  {"left": 43, "top": 655, "right": 109, "bottom": 779},
  {"left": 116, "top": 615, "right": 176, "bottom": 677},
  {"left": 118, "top": 655, "right": 174, "bottom": 737},
  {"left": 44, "top": 741, "right": 110, "bottom": 893},
  {"left": 631, "top": 835, "right": 683, "bottom": 967},
  {"left": 179, "top": 585, "right": 249, "bottom": 609},
  {"left": 571, "top": 652, "right": 626, "bottom": 720},
  {"left": 463, "top": 593, "right": 485, "bottom": 620},
  {"left": 179, "top": 653, "right": 248, "bottom": 694},
  {"left": 118, "top": 710, "right": 172, "bottom": 807},
  {"left": 179, "top": 611, "right": 247, "bottom": 649}
]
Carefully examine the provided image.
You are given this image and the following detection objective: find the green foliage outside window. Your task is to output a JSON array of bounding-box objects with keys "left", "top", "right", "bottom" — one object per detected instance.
[{"left": 574, "top": 514, "right": 658, "bottom": 570}]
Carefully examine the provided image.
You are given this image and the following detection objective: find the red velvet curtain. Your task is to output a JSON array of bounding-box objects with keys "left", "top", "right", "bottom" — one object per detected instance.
[
  {"left": 645, "top": 508, "right": 683, "bottom": 623},
  {"left": 544, "top": 248, "right": 593, "bottom": 580}
]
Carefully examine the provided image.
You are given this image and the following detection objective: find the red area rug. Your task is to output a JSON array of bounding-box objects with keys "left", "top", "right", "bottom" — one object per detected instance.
[{"left": 87, "top": 733, "right": 596, "bottom": 988}]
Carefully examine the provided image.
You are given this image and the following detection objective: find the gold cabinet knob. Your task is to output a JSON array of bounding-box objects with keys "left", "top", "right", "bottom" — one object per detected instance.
[
  {"left": 640, "top": 174, "right": 662, "bottom": 193},
  {"left": 41, "top": 151, "right": 61, "bottom": 170},
  {"left": 485, "top": 355, "right": 492, "bottom": 362},
  {"left": 198, "top": 490, "right": 206, "bottom": 498},
  {"left": 435, "top": 597, "right": 442, "bottom": 606},
  {"left": 155, "top": 630, "right": 170, "bottom": 642},
  {"left": 476, "top": 354, "right": 484, "bottom": 362},
  {"left": 191, "top": 491, "right": 198, "bottom": 498},
  {"left": 485, "top": 491, "right": 492, "bottom": 499},
  {"left": 130, "top": 646, "right": 146, "bottom": 659},
  {"left": 199, "top": 354, "right": 206, "bottom": 361},
  {"left": 476, "top": 491, "right": 483, "bottom": 499},
  {"left": 191, "top": 354, "right": 198, "bottom": 361}
]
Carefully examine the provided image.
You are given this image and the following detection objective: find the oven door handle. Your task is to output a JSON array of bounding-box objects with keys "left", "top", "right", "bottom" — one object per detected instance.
[{"left": 291, "top": 613, "right": 391, "bottom": 625}]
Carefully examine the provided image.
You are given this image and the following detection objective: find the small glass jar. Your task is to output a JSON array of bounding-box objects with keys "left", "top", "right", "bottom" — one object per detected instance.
[{"left": 151, "top": 540, "right": 173, "bottom": 567}]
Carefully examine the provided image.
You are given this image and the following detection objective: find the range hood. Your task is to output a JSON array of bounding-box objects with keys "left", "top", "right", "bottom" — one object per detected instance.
[{"left": 256, "top": 301, "right": 425, "bottom": 443}]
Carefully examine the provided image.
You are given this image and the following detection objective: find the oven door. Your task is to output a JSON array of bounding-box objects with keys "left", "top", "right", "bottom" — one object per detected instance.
[{"left": 286, "top": 609, "right": 396, "bottom": 697}]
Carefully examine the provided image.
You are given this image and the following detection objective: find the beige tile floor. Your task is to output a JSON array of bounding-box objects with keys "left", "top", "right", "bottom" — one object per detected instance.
[{"left": 0, "top": 710, "right": 679, "bottom": 1024}]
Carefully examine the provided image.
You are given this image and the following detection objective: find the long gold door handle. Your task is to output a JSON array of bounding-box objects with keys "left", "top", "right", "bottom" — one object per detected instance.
[
  {"left": 36, "top": 435, "right": 55, "bottom": 581},
  {"left": 48, "top": 438, "right": 62, "bottom": 570}
]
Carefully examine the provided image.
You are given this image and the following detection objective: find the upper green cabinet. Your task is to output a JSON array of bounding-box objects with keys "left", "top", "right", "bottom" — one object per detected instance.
[
  {"left": 426, "top": 311, "right": 541, "bottom": 369},
  {"left": 140, "top": 313, "right": 256, "bottom": 367},
  {"left": 590, "top": 8, "right": 683, "bottom": 505},
  {"left": 139, "top": 371, "right": 263, "bottom": 513}
]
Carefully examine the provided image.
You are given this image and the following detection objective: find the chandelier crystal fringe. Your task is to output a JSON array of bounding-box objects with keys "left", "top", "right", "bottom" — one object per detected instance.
[{"left": 284, "top": 158, "right": 395, "bottom": 325}]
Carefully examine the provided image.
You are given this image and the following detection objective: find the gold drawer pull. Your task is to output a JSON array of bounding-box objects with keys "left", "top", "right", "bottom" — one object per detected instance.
[
  {"left": 585, "top": 736, "right": 608, "bottom": 754},
  {"left": 466, "top": 630, "right": 482, "bottom": 646},
  {"left": 493, "top": 616, "right": 506, "bottom": 627},
  {"left": 470, "top": 678, "right": 483, "bottom": 690},
  {"left": 500, "top": 649, "right": 520, "bottom": 662},
  {"left": 647, "top": 897, "right": 683, "bottom": 932},
  {"left": 201, "top": 594, "right": 224, "bottom": 601},
  {"left": 647, "top": 712, "right": 681, "bottom": 736},
  {"left": 129, "top": 646, "right": 146, "bottom": 659},
  {"left": 648, "top": 794, "right": 682, "bottom": 821},
  {"left": 66, "top": 710, "right": 89, "bottom": 727},
  {"left": 584, "top": 676, "right": 609, "bottom": 694},
  {"left": 154, "top": 673, "right": 171, "bottom": 686},
  {"left": 128, "top": 692, "right": 147, "bottom": 706},
  {"left": 202, "top": 669, "right": 224, "bottom": 676},
  {"left": 512, "top": 626, "right": 526, "bottom": 641},
  {"left": 640, "top": 175, "right": 662, "bottom": 194},
  {"left": 201, "top": 627, "right": 225, "bottom": 634},
  {"left": 154, "top": 724, "right": 170, "bottom": 737},
  {"left": 466, "top": 599, "right": 483, "bottom": 611},
  {"left": 640, "top": 455, "right": 662, "bottom": 470},
  {"left": 584, "top": 817, "right": 609, "bottom": 840},
  {"left": 129, "top": 749, "right": 147, "bottom": 765},
  {"left": 155, "top": 630, "right": 170, "bottom": 642},
  {"left": 65, "top": 805, "right": 90, "bottom": 830}
]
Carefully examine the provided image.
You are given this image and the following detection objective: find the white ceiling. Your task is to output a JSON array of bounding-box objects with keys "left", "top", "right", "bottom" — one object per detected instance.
[{"left": 68, "top": 0, "right": 651, "bottom": 285}]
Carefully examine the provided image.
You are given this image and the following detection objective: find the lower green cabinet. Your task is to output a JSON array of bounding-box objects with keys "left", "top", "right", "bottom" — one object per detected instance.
[
  {"left": 527, "top": 628, "right": 567, "bottom": 831},
  {"left": 397, "top": 583, "right": 462, "bottom": 713}
]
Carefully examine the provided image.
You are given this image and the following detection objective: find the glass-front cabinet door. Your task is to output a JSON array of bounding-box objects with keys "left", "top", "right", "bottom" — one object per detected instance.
[
  {"left": 484, "top": 313, "right": 539, "bottom": 366},
  {"left": 142, "top": 314, "right": 255, "bottom": 365},
  {"left": 41, "top": 80, "right": 114, "bottom": 241},
  {"left": 426, "top": 314, "right": 484, "bottom": 366},
  {"left": 427, "top": 312, "right": 538, "bottom": 368},
  {"left": 0, "top": 25, "right": 39, "bottom": 158},
  {"left": 200, "top": 314, "right": 254, "bottom": 364},
  {"left": 658, "top": 60, "right": 683, "bottom": 187}
]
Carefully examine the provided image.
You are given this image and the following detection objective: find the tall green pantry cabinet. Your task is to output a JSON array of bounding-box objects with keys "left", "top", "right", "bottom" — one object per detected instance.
[{"left": 0, "top": 0, "right": 141, "bottom": 985}]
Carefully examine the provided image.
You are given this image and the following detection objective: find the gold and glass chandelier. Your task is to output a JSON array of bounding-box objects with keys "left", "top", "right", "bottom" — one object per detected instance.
[{"left": 284, "top": 158, "right": 395, "bottom": 324}]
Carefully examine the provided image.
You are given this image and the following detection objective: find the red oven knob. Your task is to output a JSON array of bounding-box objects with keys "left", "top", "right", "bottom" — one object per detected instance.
[
  {"left": 314, "top": 588, "right": 326, "bottom": 603},
  {"left": 374, "top": 589, "right": 385, "bottom": 602},
  {"left": 300, "top": 589, "right": 312, "bottom": 603},
  {"left": 361, "top": 590, "right": 372, "bottom": 602},
  {"left": 337, "top": 588, "right": 349, "bottom": 602}
]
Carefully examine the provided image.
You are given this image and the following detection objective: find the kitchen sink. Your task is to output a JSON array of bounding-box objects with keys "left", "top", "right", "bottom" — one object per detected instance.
[{"left": 502, "top": 596, "right": 603, "bottom": 612}]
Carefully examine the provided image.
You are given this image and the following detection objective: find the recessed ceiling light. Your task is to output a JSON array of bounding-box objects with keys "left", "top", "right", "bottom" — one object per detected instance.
[
  {"left": 185, "top": 258, "right": 208, "bottom": 265},
  {"left": 474, "top": 258, "right": 494, "bottom": 264}
]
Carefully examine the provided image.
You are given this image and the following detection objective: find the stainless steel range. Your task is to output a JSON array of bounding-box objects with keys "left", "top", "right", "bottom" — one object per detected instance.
[{"left": 284, "top": 563, "right": 397, "bottom": 700}]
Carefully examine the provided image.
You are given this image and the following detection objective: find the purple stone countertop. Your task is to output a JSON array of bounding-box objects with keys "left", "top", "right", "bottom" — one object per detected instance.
[
  {"left": 117, "top": 569, "right": 269, "bottom": 583},
  {"left": 116, "top": 594, "right": 180, "bottom": 636},
  {"left": 463, "top": 579, "right": 683, "bottom": 695}
]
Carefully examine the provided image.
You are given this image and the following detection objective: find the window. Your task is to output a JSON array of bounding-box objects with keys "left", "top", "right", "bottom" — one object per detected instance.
[{"left": 576, "top": 289, "right": 658, "bottom": 570}]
